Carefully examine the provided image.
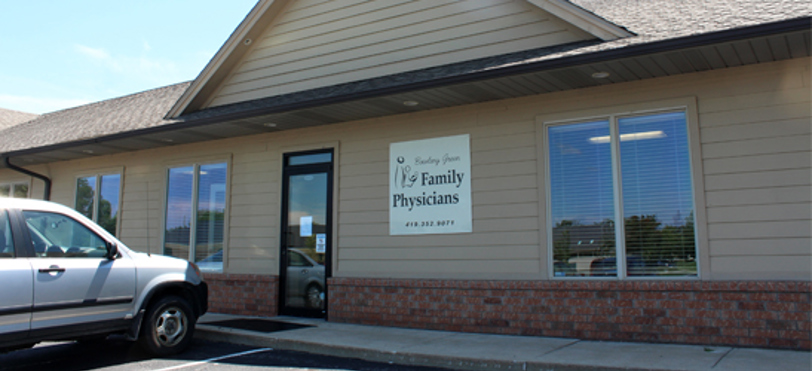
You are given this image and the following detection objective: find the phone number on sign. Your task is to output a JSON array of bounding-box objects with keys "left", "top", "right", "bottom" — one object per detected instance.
[{"left": 404, "top": 220, "right": 455, "bottom": 228}]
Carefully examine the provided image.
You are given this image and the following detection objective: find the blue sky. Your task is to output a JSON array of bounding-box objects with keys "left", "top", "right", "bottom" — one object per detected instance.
[{"left": 0, "top": 0, "right": 258, "bottom": 114}]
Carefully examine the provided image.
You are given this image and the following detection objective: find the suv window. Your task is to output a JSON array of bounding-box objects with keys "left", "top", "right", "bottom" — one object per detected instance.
[
  {"left": 23, "top": 211, "right": 108, "bottom": 258},
  {"left": 0, "top": 210, "right": 13, "bottom": 258},
  {"left": 289, "top": 251, "right": 311, "bottom": 267}
]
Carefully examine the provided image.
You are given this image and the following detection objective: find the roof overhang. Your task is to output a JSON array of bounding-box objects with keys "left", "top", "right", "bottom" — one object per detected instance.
[{"left": 3, "top": 17, "right": 809, "bottom": 167}]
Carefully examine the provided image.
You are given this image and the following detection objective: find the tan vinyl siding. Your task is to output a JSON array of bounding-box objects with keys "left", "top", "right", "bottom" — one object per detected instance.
[
  {"left": 334, "top": 106, "right": 540, "bottom": 278},
  {"left": 1, "top": 57, "right": 808, "bottom": 281},
  {"left": 710, "top": 256, "right": 812, "bottom": 280},
  {"left": 205, "top": 0, "right": 593, "bottom": 108},
  {"left": 695, "top": 61, "right": 811, "bottom": 280}
]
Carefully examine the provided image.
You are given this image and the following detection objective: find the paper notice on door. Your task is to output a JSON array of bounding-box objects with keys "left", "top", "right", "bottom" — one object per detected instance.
[
  {"left": 316, "top": 233, "right": 326, "bottom": 253},
  {"left": 300, "top": 216, "right": 313, "bottom": 237}
]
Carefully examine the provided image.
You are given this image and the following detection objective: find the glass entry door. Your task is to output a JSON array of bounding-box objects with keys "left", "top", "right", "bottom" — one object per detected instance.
[{"left": 280, "top": 150, "right": 333, "bottom": 317}]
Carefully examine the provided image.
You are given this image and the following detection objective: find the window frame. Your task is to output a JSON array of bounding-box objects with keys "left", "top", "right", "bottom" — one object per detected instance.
[
  {"left": 0, "top": 209, "right": 14, "bottom": 258},
  {"left": 0, "top": 180, "right": 31, "bottom": 199},
  {"left": 74, "top": 171, "right": 123, "bottom": 237},
  {"left": 161, "top": 157, "right": 231, "bottom": 273},
  {"left": 537, "top": 98, "right": 709, "bottom": 280}
]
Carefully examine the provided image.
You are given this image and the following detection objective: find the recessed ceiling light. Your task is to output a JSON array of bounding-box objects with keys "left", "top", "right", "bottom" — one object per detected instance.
[
  {"left": 403, "top": 100, "right": 419, "bottom": 107},
  {"left": 591, "top": 71, "right": 611, "bottom": 79},
  {"left": 244, "top": 38, "right": 252, "bottom": 45}
]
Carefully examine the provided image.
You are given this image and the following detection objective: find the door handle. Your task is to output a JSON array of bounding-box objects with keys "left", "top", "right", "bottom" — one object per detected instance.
[{"left": 38, "top": 266, "right": 65, "bottom": 273}]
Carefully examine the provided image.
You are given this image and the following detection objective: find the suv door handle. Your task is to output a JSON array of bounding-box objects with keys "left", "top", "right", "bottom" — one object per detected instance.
[{"left": 38, "top": 266, "right": 66, "bottom": 273}]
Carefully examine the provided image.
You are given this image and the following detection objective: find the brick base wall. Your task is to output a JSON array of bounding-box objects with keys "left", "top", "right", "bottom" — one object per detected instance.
[
  {"left": 203, "top": 273, "right": 279, "bottom": 317},
  {"left": 329, "top": 278, "right": 811, "bottom": 350}
]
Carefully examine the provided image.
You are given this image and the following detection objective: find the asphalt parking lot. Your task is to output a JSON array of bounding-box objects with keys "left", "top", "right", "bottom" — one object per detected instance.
[{"left": 0, "top": 339, "right": 454, "bottom": 371}]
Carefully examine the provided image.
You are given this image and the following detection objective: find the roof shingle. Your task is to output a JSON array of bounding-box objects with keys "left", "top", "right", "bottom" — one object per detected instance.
[
  {"left": 572, "top": 0, "right": 810, "bottom": 39},
  {"left": 0, "top": 108, "right": 39, "bottom": 131},
  {"left": 0, "top": 82, "right": 189, "bottom": 153}
]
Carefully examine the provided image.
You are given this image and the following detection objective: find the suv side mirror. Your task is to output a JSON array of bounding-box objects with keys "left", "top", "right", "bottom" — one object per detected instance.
[{"left": 106, "top": 242, "right": 118, "bottom": 260}]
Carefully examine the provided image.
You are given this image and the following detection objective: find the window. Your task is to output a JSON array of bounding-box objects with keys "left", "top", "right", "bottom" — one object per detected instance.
[
  {"left": 164, "top": 162, "right": 227, "bottom": 272},
  {"left": 547, "top": 110, "right": 697, "bottom": 278},
  {"left": 287, "top": 152, "right": 332, "bottom": 166},
  {"left": 0, "top": 210, "right": 14, "bottom": 258},
  {"left": 289, "top": 250, "right": 310, "bottom": 267},
  {"left": 23, "top": 211, "right": 108, "bottom": 258},
  {"left": 0, "top": 182, "right": 29, "bottom": 198},
  {"left": 75, "top": 174, "right": 121, "bottom": 236}
]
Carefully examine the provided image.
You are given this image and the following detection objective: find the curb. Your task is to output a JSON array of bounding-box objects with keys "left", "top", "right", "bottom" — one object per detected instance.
[{"left": 195, "top": 325, "right": 657, "bottom": 371}]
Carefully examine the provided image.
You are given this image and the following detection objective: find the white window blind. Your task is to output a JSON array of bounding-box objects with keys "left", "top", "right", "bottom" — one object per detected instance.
[
  {"left": 548, "top": 120, "right": 617, "bottom": 277},
  {"left": 164, "top": 166, "right": 194, "bottom": 262},
  {"left": 194, "top": 163, "right": 227, "bottom": 269},
  {"left": 164, "top": 163, "right": 227, "bottom": 272},
  {"left": 618, "top": 112, "right": 696, "bottom": 276},
  {"left": 548, "top": 111, "right": 697, "bottom": 278}
]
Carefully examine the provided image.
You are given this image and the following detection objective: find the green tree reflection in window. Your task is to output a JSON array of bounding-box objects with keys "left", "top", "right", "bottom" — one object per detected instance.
[
  {"left": 75, "top": 174, "right": 120, "bottom": 236},
  {"left": 548, "top": 111, "right": 697, "bottom": 278}
]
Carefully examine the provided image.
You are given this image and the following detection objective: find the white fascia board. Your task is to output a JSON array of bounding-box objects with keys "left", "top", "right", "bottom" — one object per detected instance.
[{"left": 527, "top": 0, "right": 634, "bottom": 41}]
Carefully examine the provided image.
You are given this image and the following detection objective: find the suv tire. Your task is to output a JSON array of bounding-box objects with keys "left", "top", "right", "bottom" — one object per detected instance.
[
  {"left": 138, "top": 295, "right": 196, "bottom": 356},
  {"left": 305, "top": 284, "right": 323, "bottom": 309}
]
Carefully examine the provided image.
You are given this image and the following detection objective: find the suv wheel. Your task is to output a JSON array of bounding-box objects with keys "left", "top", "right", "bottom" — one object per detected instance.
[
  {"left": 305, "top": 284, "right": 323, "bottom": 309},
  {"left": 139, "top": 295, "right": 195, "bottom": 356}
]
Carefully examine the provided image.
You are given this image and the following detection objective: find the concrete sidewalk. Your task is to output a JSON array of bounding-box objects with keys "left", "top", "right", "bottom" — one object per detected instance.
[{"left": 195, "top": 313, "right": 810, "bottom": 371}]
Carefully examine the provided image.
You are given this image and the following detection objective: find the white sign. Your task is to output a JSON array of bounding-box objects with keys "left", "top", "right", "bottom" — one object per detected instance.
[
  {"left": 389, "top": 134, "right": 472, "bottom": 235},
  {"left": 316, "top": 233, "right": 326, "bottom": 253},
  {"left": 300, "top": 216, "right": 312, "bottom": 237}
]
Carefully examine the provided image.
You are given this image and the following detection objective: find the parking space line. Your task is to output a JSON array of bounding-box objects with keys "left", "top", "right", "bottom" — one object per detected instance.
[{"left": 152, "top": 348, "right": 273, "bottom": 371}]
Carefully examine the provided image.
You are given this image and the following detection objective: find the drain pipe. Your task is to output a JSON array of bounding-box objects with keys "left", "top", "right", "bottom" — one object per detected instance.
[{"left": 3, "top": 157, "right": 51, "bottom": 201}]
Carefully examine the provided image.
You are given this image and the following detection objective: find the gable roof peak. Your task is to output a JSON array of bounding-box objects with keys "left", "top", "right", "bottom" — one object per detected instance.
[
  {"left": 167, "top": 0, "right": 632, "bottom": 118},
  {"left": 166, "top": 0, "right": 289, "bottom": 119}
]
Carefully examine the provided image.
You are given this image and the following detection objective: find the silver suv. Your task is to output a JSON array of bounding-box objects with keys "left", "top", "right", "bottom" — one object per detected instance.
[{"left": 0, "top": 198, "right": 207, "bottom": 355}]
